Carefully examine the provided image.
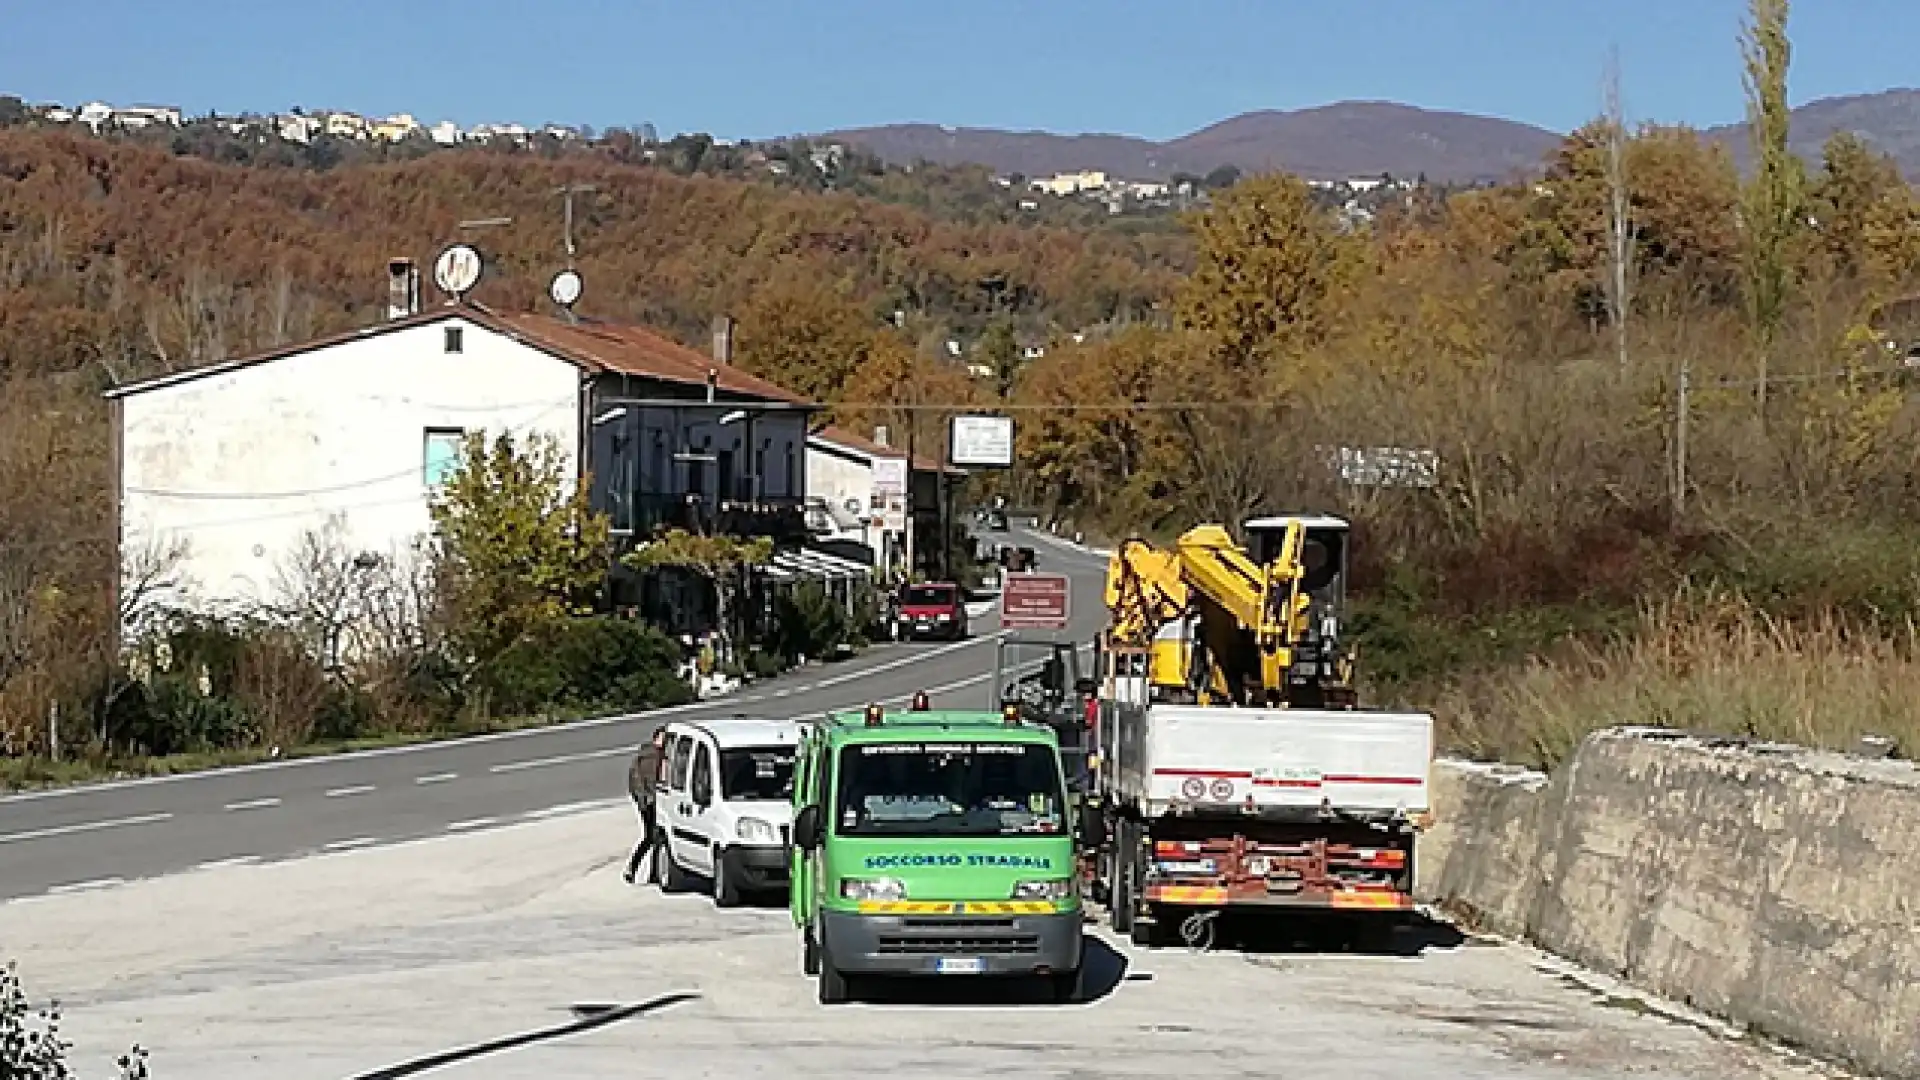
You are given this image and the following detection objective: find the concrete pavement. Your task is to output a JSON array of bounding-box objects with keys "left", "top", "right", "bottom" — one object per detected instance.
[
  {"left": 2, "top": 801, "right": 1838, "bottom": 1080},
  {"left": 0, "top": 529, "right": 1111, "bottom": 902}
]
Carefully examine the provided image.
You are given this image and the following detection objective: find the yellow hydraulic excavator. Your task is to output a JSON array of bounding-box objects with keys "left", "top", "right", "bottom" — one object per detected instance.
[{"left": 1102, "top": 515, "right": 1358, "bottom": 709}]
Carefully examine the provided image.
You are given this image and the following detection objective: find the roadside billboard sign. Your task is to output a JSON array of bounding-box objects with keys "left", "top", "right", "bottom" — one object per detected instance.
[
  {"left": 1000, "top": 573, "right": 1070, "bottom": 630},
  {"left": 950, "top": 414, "right": 1014, "bottom": 468}
]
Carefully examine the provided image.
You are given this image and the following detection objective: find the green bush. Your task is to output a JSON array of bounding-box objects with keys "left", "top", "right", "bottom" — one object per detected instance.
[
  {"left": 746, "top": 649, "right": 787, "bottom": 680},
  {"left": 477, "top": 616, "right": 693, "bottom": 716},
  {"left": 773, "top": 582, "right": 850, "bottom": 661}
]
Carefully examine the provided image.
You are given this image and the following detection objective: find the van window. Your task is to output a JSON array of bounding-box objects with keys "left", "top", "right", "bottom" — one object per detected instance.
[
  {"left": 722, "top": 746, "right": 796, "bottom": 801},
  {"left": 690, "top": 743, "right": 714, "bottom": 805},
  {"left": 668, "top": 733, "right": 694, "bottom": 790}
]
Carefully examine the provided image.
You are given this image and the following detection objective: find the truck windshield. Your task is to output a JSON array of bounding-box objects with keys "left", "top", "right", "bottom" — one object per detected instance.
[
  {"left": 834, "top": 742, "right": 1066, "bottom": 837},
  {"left": 721, "top": 747, "right": 795, "bottom": 800}
]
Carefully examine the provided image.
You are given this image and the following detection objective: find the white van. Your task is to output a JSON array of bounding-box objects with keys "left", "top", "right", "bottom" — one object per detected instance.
[{"left": 652, "top": 715, "right": 802, "bottom": 907}]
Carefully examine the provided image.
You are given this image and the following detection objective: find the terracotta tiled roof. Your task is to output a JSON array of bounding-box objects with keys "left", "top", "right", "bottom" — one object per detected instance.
[
  {"left": 105, "top": 302, "right": 817, "bottom": 406},
  {"left": 489, "top": 310, "right": 811, "bottom": 404},
  {"left": 810, "top": 423, "right": 963, "bottom": 475}
]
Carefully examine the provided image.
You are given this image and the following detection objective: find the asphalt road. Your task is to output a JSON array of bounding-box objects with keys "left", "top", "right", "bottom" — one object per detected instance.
[{"left": 0, "top": 527, "right": 1110, "bottom": 902}]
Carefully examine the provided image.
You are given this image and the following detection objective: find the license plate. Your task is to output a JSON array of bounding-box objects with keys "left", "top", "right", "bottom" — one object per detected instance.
[{"left": 935, "top": 957, "right": 985, "bottom": 975}]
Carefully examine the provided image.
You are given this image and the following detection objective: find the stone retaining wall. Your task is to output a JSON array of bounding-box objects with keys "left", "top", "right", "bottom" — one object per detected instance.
[{"left": 1417, "top": 727, "right": 1920, "bottom": 1079}]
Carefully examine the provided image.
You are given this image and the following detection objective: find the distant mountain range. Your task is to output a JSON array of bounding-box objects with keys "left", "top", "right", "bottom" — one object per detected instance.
[{"left": 821, "top": 91, "right": 1920, "bottom": 185}]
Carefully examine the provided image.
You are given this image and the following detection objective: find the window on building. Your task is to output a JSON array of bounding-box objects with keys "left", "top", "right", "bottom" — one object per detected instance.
[
  {"left": 443, "top": 326, "right": 464, "bottom": 353},
  {"left": 423, "top": 427, "right": 465, "bottom": 487}
]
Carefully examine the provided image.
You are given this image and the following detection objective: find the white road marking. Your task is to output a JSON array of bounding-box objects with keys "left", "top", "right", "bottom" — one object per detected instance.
[
  {"left": 325, "top": 784, "right": 376, "bottom": 798},
  {"left": 489, "top": 746, "right": 629, "bottom": 774},
  {"left": 523, "top": 798, "right": 624, "bottom": 821},
  {"left": 224, "top": 797, "right": 281, "bottom": 811},
  {"left": 415, "top": 772, "right": 458, "bottom": 785},
  {"left": 47, "top": 877, "right": 125, "bottom": 894},
  {"left": 445, "top": 817, "right": 499, "bottom": 832},
  {"left": 0, "top": 630, "right": 1009, "bottom": 804},
  {"left": 0, "top": 812, "right": 173, "bottom": 845},
  {"left": 323, "top": 837, "right": 379, "bottom": 852},
  {"left": 197, "top": 855, "right": 261, "bottom": 870}
]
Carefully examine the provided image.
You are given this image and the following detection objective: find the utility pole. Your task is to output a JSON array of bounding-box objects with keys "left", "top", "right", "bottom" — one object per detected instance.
[
  {"left": 1602, "top": 44, "right": 1634, "bottom": 374},
  {"left": 551, "top": 184, "right": 598, "bottom": 264}
]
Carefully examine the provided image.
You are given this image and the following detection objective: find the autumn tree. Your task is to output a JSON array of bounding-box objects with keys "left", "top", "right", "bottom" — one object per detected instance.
[
  {"left": 1174, "top": 173, "right": 1362, "bottom": 380},
  {"left": 1807, "top": 132, "right": 1920, "bottom": 290},
  {"left": 732, "top": 269, "right": 874, "bottom": 403},
  {"left": 975, "top": 318, "right": 1021, "bottom": 399},
  {"left": 427, "top": 430, "right": 611, "bottom": 673}
]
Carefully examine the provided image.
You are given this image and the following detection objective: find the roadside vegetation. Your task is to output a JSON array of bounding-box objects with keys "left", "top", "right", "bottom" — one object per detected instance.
[
  {"left": 1, "top": 960, "right": 148, "bottom": 1079},
  {"left": 0, "top": 430, "right": 864, "bottom": 791}
]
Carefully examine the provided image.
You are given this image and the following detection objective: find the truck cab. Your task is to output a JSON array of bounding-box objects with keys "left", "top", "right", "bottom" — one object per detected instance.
[{"left": 788, "top": 704, "right": 1085, "bottom": 1004}]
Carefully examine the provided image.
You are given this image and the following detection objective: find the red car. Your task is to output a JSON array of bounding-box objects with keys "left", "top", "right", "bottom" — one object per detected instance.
[{"left": 896, "top": 582, "right": 969, "bottom": 641}]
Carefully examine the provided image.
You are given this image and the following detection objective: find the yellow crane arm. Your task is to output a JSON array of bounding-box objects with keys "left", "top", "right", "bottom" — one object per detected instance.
[
  {"left": 1102, "top": 538, "right": 1188, "bottom": 648},
  {"left": 1175, "top": 523, "right": 1312, "bottom": 696}
]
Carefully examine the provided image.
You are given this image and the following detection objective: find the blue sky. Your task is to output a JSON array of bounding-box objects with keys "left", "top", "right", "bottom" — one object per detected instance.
[{"left": 2, "top": 0, "right": 1914, "bottom": 140}]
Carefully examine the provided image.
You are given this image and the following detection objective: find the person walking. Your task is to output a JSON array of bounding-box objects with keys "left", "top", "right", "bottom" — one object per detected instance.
[{"left": 623, "top": 728, "right": 667, "bottom": 884}]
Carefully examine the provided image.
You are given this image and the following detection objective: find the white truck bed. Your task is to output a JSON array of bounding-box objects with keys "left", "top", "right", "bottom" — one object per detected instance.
[{"left": 1106, "top": 703, "right": 1433, "bottom": 818}]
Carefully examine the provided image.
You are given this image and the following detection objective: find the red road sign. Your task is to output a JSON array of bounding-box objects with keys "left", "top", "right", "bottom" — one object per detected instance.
[{"left": 1000, "top": 573, "right": 1070, "bottom": 630}]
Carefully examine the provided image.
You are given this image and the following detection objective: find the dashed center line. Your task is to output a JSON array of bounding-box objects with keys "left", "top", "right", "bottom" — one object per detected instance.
[
  {"left": 489, "top": 746, "right": 629, "bottom": 774},
  {"left": 0, "top": 812, "right": 173, "bottom": 844},
  {"left": 446, "top": 817, "right": 499, "bottom": 832},
  {"left": 325, "top": 784, "right": 376, "bottom": 798},
  {"left": 47, "top": 877, "right": 125, "bottom": 895},
  {"left": 523, "top": 798, "right": 623, "bottom": 821},
  {"left": 415, "top": 772, "right": 458, "bottom": 786},
  {"left": 322, "top": 837, "right": 379, "bottom": 852},
  {"left": 224, "top": 797, "right": 281, "bottom": 812}
]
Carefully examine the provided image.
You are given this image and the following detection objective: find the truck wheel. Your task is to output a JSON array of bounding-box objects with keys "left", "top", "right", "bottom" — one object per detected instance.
[
  {"left": 1109, "top": 819, "right": 1138, "bottom": 935},
  {"left": 1109, "top": 847, "right": 1134, "bottom": 934},
  {"left": 1130, "top": 909, "right": 1166, "bottom": 949},
  {"left": 712, "top": 850, "right": 741, "bottom": 908},
  {"left": 817, "top": 950, "right": 852, "bottom": 1004},
  {"left": 657, "top": 839, "right": 692, "bottom": 894},
  {"left": 802, "top": 928, "right": 821, "bottom": 976}
]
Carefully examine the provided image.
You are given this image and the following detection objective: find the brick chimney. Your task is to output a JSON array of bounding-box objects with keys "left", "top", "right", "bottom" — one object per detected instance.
[
  {"left": 387, "top": 258, "right": 420, "bottom": 320},
  {"left": 711, "top": 314, "right": 734, "bottom": 365}
]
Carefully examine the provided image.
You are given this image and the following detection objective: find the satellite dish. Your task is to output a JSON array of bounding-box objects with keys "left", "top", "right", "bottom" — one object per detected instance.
[
  {"left": 432, "top": 243, "right": 484, "bottom": 300},
  {"left": 549, "top": 268, "right": 584, "bottom": 309}
]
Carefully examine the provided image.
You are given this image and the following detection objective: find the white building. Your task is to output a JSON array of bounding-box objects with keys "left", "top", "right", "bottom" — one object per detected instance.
[
  {"left": 106, "top": 284, "right": 821, "bottom": 637},
  {"left": 76, "top": 102, "right": 114, "bottom": 130},
  {"left": 805, "top": 425, "right": 963, "bottom": 581},
  {"left": 427, "top": 120, "right": 464, "bottom": 146},
  {"left": 278, "top": 114, "right": 322, "bottom": 144},
  {"left": 114, "top": 104, "right": 183, "bottom": 129}
]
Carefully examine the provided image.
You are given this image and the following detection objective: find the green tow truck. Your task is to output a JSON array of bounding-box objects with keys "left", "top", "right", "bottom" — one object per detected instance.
[{"left": 788, "top": 703, "right": 1086, "bottom": 1004}]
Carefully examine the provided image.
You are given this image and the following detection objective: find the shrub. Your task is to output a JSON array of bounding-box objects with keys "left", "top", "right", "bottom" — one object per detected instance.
[
  {"left": 476, "top": 616, "right": 692, "bottom": 716},
  {"left": 1, "top": 959, "right": 148, "bottom": 1079},
  {"left": 773, "top": 582, "right": 850, "bottom": 661}
]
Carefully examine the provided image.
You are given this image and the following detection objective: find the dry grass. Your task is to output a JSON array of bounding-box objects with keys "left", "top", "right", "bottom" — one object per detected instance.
[{"left": 1437, "top": 586, "right": 1920, "bottom": 769}]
